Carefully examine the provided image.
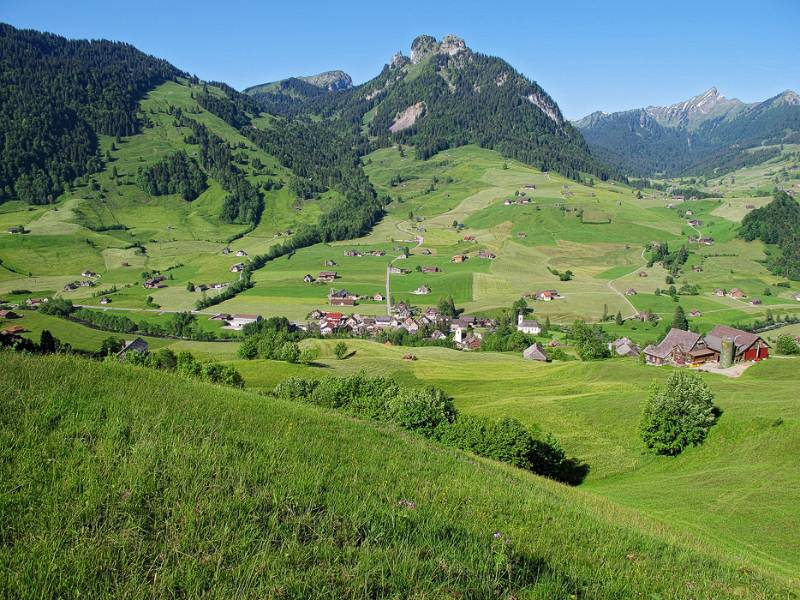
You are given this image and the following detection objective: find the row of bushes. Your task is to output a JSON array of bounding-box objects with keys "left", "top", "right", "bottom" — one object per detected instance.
[
  {"left": 272, "top": 373, "right": 585, "bottom": 483},
  {"left": 123, "top": 347, "right": 244, "bottom": 388}
]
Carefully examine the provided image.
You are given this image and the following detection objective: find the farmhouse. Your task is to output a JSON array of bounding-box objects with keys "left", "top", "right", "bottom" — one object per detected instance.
[
  {"left": 609, "top": 337, "right": 640, "bottom": 358},
  {"left": 534, "top": 290, "right": 560, "bottom": 301},
  {"left": 421, "top": 248, "right": 432, "bottom": 256},
  {"left": 100, "top": 297, "right": 111, "bottom": 305},
  {"left": 388, "top": 266, "right": 409, "bottom": 274},
  {"left": 318, "top": 271, "right": 338, "bottom": 283},
  {"left": 504, "top": 199, "right": 513, "bottom": 206},
  {"left": 303, "top": 274, "right": 314, "bottom": 283},
  {"left": 643, "top": 329, "right": 711, "bottom": 366},
  {"left": 1, "top": 324, "right": 26, "bottom": 335},
  {"left": 117, "top": 338, "right": 149, "bottom": 361},
  {"left": 698, "top": 237, "right": 715, "bottom": 246},
  {"left": 625, "top": 288, "right": 637, "bottom": 296},
  {"left": 25, "top": 298, "right": 47, "bottom": 308},
  {"left": 324, "top": 260, "right": 337, "bottom": 267},
  {"left": 728, "top": 288, "right": 746, "bottom": 299},
  {"left": 750, "top": 298, "right": 762, "bottom": 306},
  {"left": 463, "top": 235, "right": 476, "bottom": 241},
  {"left": 229, "top": 263, "right": 245, "bottom": 273},
  {"left": 522, "top": 343, "right": 548, "bottom": 361},
  {"left": 421, "top": 266, "right": 440, "bottom": 273},
  {"left": 329, "top": 289, "right": 357, "bottom": 307},
  {"left": 715, "top": 288, "right": 726, "bottom": 297},
  {"left": 81, "top": 270, "right": 98, "bottom": 278},
  {"left": 638, "top": 271, "right": 648, "bottom": 278},
  {"left": 689, "top": 309, "right": 701, "bottom": 317},
  {"left": 373, "top": 293, "right": 384, "bottom": 302},
  {"left": 0, "top": 310, "right": 21, "bottom": 319},
  {"left": 516, "top": 313, "right": 541, "bottom": 335},
  {"left": 477, "top": 250, "right": 496, "bottom": 259},
  {"left": 687, "top": 219, "right": 702, "bottom": 227},
  {"left": 518, "top": 232, "right": 527, "bottom": 238},
  {"left": 143, "top": 275, "right": 166, "bottom": 289},
  {"left": 412, "top": 285, "right": 431, "bottom": 295},
  {"left": 209, "top": 313, "right": 232, "bottom": 321},
  {"left": 704, "top": 325, "right": 769, "bottom": 363},
  {"left": 227, "top": 314, "right": 260, "bottom": 330},
  {"left": 451, "top": 255, "right": 467, "bottom": 263},
  {"left": 235, "top": 250, "right": 248, "bottom": 257}
]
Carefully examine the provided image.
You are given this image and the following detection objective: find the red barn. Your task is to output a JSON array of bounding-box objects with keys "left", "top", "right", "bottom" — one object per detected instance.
[{"left": 704, "top": 325, "right": 769, "bottom": 362}]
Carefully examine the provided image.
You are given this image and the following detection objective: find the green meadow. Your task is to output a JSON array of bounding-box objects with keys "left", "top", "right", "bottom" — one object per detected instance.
[{"left": 2, "top": 352, "right": 797, "bottom": 597}]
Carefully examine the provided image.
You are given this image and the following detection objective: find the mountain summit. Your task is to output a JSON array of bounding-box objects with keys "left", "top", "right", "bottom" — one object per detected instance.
[
  {"left": 575, "top": 87, "right": 800, "bottom": 176},
  {"left": 244, "top": 69, "right": 352, "bottom": 96}
]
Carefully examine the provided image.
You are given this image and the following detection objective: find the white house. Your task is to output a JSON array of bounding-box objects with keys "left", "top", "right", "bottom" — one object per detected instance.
[
  {"left": 516, "top": 313, "right": 541, "bottom": 335},
  {"left": 225, "top": 314, "right": 260, "bottom": 330}
]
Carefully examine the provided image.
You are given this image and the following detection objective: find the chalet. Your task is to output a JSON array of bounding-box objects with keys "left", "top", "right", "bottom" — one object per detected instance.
[
  {"left": 643, "top": 329, "right": 713, "bottom": 366},
  {"left": 460, "top": 334, "right": 482, "bottom": 351},
  {"left": 609, "top": 337, "right": 640, "bottom": 358},
  {"left": 463, "top": 235, "right": 476, "bottom": 241},
  {"left": 403, "top": 353, "right": 417, "bottom": 361},
  {"left": 344, "top": 250, "right": 359, "bottom": 257},
  {"left": 534, "top": 290, "right": 560, "bottom": 302},
  {"left": 520, "top": 198, "right": 531, "bottom": 204},
  {"left": 687, "top": 219, "right": 703, "bottom": 227},
  {"left": 307, "top": 309, "right": 324, "bottom": 320},
  {"left": 421, "top": 249, "right": 432, "bottom": 256},
  {"left": 227, "top": 314, "right": 260, "bottom": 330},
  {"left": 63, "top": 282, "right": 78, "bottom": 292},
  {"left": 209, "top": 313, "right": 232, "bottom": 321},
  {"left": 117, "top": 338, "right": 149, "bottom": 361},
  {"left": 235, "top": 250, "right": 248, "bottom": 257},
  {"left": 329, "top": 289, "right": 357, "bottom": 307},
  {"left": 412, "top": 285, "right": 431, "bottom": 295},
  {"left": 388, "top": 266, "right": 409, "bottom": 274},
  {"left": 373, "top": 293, "right": 384, "bottom": 302},
  {"left": 672, "top": 195, "right": 685, "bottom": 201},
  {"left": 229, "top": 263, "right": 245, "bottom": 273},
  {"left": 698, "top": 237, "right": 715, "bottom": 246},
  {"left": 638, "top": 310, "right": 656, "bottom": 322},
  {"left": 81, "top": 270, "right": 98, "bottom": 278},
  {"left": 451, "top": 255, "right": 467, "bottom": 263},
  {"left": 523, "top": 343, "right": 548, "bottom": 362},
  {"left": 638, "top": 271, "right": 648, "bottom": 278},
  {"left": 143, "top": 276, "right": 167, "bottom": 289},
  {"left": 478, "top": 250, "right": 496, "bottom": 260},
  {"left": 318, "top": 271, "right": 338, "bottom": 283},
  {"left": 504, "top": 199, "right": 513, "bottom": 206},
  {"left": 222, "top": 247, "right": 231, "bottom": 255},
  {"left": 401, "top": 317, "right": 420, "bottom": 334},
  {"left": 692, "top": 265, "right": 703, "bottom": 273},
  {"left": 25, "top": 298, "right": 47, "bottom": 308},
  {"left": 516, "top": 313, "right": 541, "bottom": 335},
  {"left": 728, "top": 288, "right": 746, "bottom": 299},
  {"left": 80, "top": 280, "right": 94, "bottom": 287},
  {"left": 0, "top": 310, "right": 20, "bottom": 319},
  {"left": 517, "top": 232, "right": 527, "bottom": 238},
  {"left": 397, "top": 253, "right": 408, "bottom": 260},
  {"left": 303, "top": 274, "right": 315, "bottom": 283},
  {"left": 1, "top": 325, "right": 26, "bottom": 335},
  {"left": 687, "top": 235, "right": 699, "bottom": 243},
  {"left": 689, "top": 309, "right": 701, "bottom": 317},
  {"left": 548, "top": 339, "right": 561, "bottom": 347},
  {"left": 100, "top": 297, "right": 111, "bottom": 305},
  {"left": 794, "top": 293, "right": 800, "bottom": 302},
  {"left": 750, "top": 298, "right": 762, "bottom": 306},
  {"left": 625, "top": 288, "right": 637, "bottom": 296},
  {"left": 524, "top": 184, "right": 536, "bottom": 190},
  {"left": 421, "top": 266, "right": 440, "bottom": 273},
  {"left": 714, "top": 288, "right": 726, "bottom": 297},
  {"left": 429, "top": 330, "right": 447, "bottom": 341},
  {"left": 704, "top": 325, "right": 769, "bottom": 363},
  {"left": 324, "top": 260, "right": 337, "bottom": 267}
]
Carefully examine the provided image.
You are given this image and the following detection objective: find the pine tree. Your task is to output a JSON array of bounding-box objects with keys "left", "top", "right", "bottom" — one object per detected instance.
[
  {"left": 672, "top": 305, "right": 688, "bottom": 331},
  {"left": 615, "top": 310, "right": 623, "bottom": 326}
]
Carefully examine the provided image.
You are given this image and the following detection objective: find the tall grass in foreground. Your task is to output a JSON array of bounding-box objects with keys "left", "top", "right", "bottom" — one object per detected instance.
[{"left": 0, "top": 352, "right": 793, "bottom": 598}]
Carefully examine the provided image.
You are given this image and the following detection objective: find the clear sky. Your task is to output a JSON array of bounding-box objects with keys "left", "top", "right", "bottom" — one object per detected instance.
[{"left": 2, "top": 0, "right": 798, "bottom": 119}]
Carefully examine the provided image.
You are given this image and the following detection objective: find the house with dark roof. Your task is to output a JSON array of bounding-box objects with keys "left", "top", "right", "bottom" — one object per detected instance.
[
  {"left": 117, "top": 338, "right": 149, "bottom": 360},
  {"left": 609, "top": 337, "right": 640, "bottom": 358},
  {"left": 643, "top": 328, "right": 713, "bottom": 366}
]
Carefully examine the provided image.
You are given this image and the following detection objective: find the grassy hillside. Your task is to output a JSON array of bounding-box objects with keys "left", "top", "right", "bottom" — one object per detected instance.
[{"left": 1, "top": 351, "right": 795, "bottom": 598}]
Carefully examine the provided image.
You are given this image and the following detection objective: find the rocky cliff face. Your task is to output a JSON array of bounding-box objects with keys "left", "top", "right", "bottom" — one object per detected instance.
[
  {"left": 410, "top": 34, "right": 468, "bottom": 64},
  {"left": 299, "top": 70, "right": 353, "bottom": 91},
  {"left": 644, "top": 87, "right": 746, "bottom": 130}
]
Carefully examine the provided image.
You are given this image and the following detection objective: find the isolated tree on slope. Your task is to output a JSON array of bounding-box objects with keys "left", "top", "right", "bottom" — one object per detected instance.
[
  {"left": 640, "top": 371, "right": 717, "bottom": 455},
  {"left": 672, "top": 305, "right": 688, "bottom": 331}
]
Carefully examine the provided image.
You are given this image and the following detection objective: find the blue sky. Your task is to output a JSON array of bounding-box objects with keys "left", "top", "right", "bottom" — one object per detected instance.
[{"left": 2, "top": 0, "right": 798, "bottom": 118}]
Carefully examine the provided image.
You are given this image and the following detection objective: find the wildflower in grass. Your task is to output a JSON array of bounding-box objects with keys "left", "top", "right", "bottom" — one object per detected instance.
[
  {"left": 398, "top": 499, "right": 417, "bottom": 509},
  {"left": 493, "top": 531, "right": 502, "bottom": 539}
]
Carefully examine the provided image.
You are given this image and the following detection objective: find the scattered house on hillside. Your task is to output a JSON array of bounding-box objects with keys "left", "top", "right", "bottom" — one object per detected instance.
[
  {"left": 143, "top": 275, "right": 167, "bottom": 289},
  {"left": 714, "top": 288, "right": 726, "bottom": 297},
  {"left": 704, "top": 325, "right": 769, "bottom": 362},
  {"left": 745, "top": 204, "right": 756, "bottom": 209},
  {"left": 534, "top": 290, "right": 560, "bottom": 302},
  {"left": 638, "top": 310, "right": 656, "bottom": 322},
  {"left": 388, "top": 266, "right": 409, "bottom": 274},
  {"left": 100, "top": 297, "right": 111, "bottom": 305},
  {"left": 548, "top": 339, "right": 561, "bottom": 347},
  {"left": 222, "top": 247, "right": 231, "bottom": 255},
  {"left": 373, "top": 293, "right": 384, "bottom": 302},
  {"left": 402, "top": 353, "right": 417, "bottom": 361},
  {"left": 117, "top": 338, "right": 149, "bottom": 361},
  {"left": 687, "top": 219, "right": 702, "bottom": 227},
  {"left": 609, "top": 337, "right": 640, "bottom": 358},
  {"left": 504, "top": 199, "right": 513, "bottom": 206},
  {"left": 698, "top": 237, "right": 715, "bottom": 246},
  {"left": 750, "top": 298, "right": 762, "bottom": 306},
  {"left": 625, "top": 288, "right": 637, "bottom": 296},
  {"left": 451, "top": 254, "right": 467, "bottom": 263},
  {"left": 522, "top": 343, "right": 548, "bottom": 362},
  {"left": 81, "top": 270, "right": 98, "bottom": 278},
  {"left": 689, "top": 309, "right": 701, "bottom": 317},
  {"left": 688, "top": 235, "right": 699, "bottom": 243},
  {"left": 1, "top": 324, "right": 26, "bottom": 335},
  {"left": 25, "top": 298, "right": 47, "bottom": 308},
  {"left": 344, "top": 249, "right": 359, "bottom": 257},
  {"left": 421, "top": 248, "right": 432, "bottom": 256},
  {"left": 477, "top": 250, "right": 496, "bottom": 260},
  {"left": 728, "top": 288, "right": 746, "bottom": 299},
  {"left": 412, "top": 285, "right": 431, "bottom": 295},
  {"left": 794, "top": 293, "right": 800, "bottom": 302},
  {"left": 226, "top": 314, "right": 260, "bottom": 330},
  {"left": 643, "top": 329, "right": 712, "bottom": 366},
  {"left": 421, "top": 266, "right": 440, "bottom": 273},
  {"left": 318, "top": 271, "right": 337, "bottom": 283},
  {"left": 692, "top": 265, "right": 703, "bottom": 273},
  {"left": 324, "top": 260, "right": 337, "bottom": 267},
  {"left": 463, "top": 235, "right": 476, "bottom": 242},
  {"left": 516, "top": 313, "right": 541, "bottom": 335},
  {"left": 209, "top": 314, "right": 232, "bottom": 322},
  {"left": 0, "top": 310, "right": 21, "bottom": 319},
  {"left": 235, "top": 250, "right": 248, "bottom": 257},
  {"left": 63, "top": 282, "right": 78, "bottom": 292},
  {"left": 685, "top": 210, "right": 694, "bottom": 216},
  {"left": 638, "top": 271, "right": 648, "bottom": 278},
  {"left": 329, "top": 289, "right": 357, "bottom": 307},
  {"left": 672, "top": 195, "right": 685, "bottom": 201},
  {"left": 230, "top": 263, "right": 245, "bottom": 273},
  {"left": 303, "top": 274, "right": 315, "bottom": 283},
  {"left": 79, "top": 280, "right": 94, "bottom": 288},
  {"left": 524, "top": 184, "right": 536, "bottom": 190}
]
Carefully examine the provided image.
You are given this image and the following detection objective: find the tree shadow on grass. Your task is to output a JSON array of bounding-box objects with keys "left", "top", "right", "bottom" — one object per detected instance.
[{"left": 558, "top": 458, "right": 590, "bottom": 486}]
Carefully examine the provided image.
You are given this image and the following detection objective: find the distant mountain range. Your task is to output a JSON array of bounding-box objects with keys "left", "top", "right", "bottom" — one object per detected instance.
[
  {"left": 575, "top": 88, "right": 800, "bottom": 177},
  {"left": 244, "top": 34, "right": 617, "bottom": 181}
]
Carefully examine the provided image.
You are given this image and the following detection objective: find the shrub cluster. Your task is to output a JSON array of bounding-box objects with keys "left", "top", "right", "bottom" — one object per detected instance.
[
  {"left": 273, "top": 373, "right": 582, "bottom": 482},
  {"left": 125, "top": 348, "right": 243, "bottom": 388}
]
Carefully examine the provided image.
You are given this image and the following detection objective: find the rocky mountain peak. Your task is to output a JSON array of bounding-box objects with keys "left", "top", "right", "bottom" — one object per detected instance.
[
  {"left": 299, "top": 70, "right": 353, "bottom": 91},
  {"left": 410, "top": 34, "right": 469, "bottom": 64},
  {"left": 390, "top": 52, "right": 410, "bottom": 69}
]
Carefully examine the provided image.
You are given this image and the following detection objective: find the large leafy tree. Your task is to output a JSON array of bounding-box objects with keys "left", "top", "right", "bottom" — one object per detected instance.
[{"left": 640, "top": 371, "right": 718, "bottom": 455}]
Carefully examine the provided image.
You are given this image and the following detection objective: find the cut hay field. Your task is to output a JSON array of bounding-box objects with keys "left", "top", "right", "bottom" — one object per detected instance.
[{"left": 2, "top": 351, "right": 797, "bottom": 597}]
